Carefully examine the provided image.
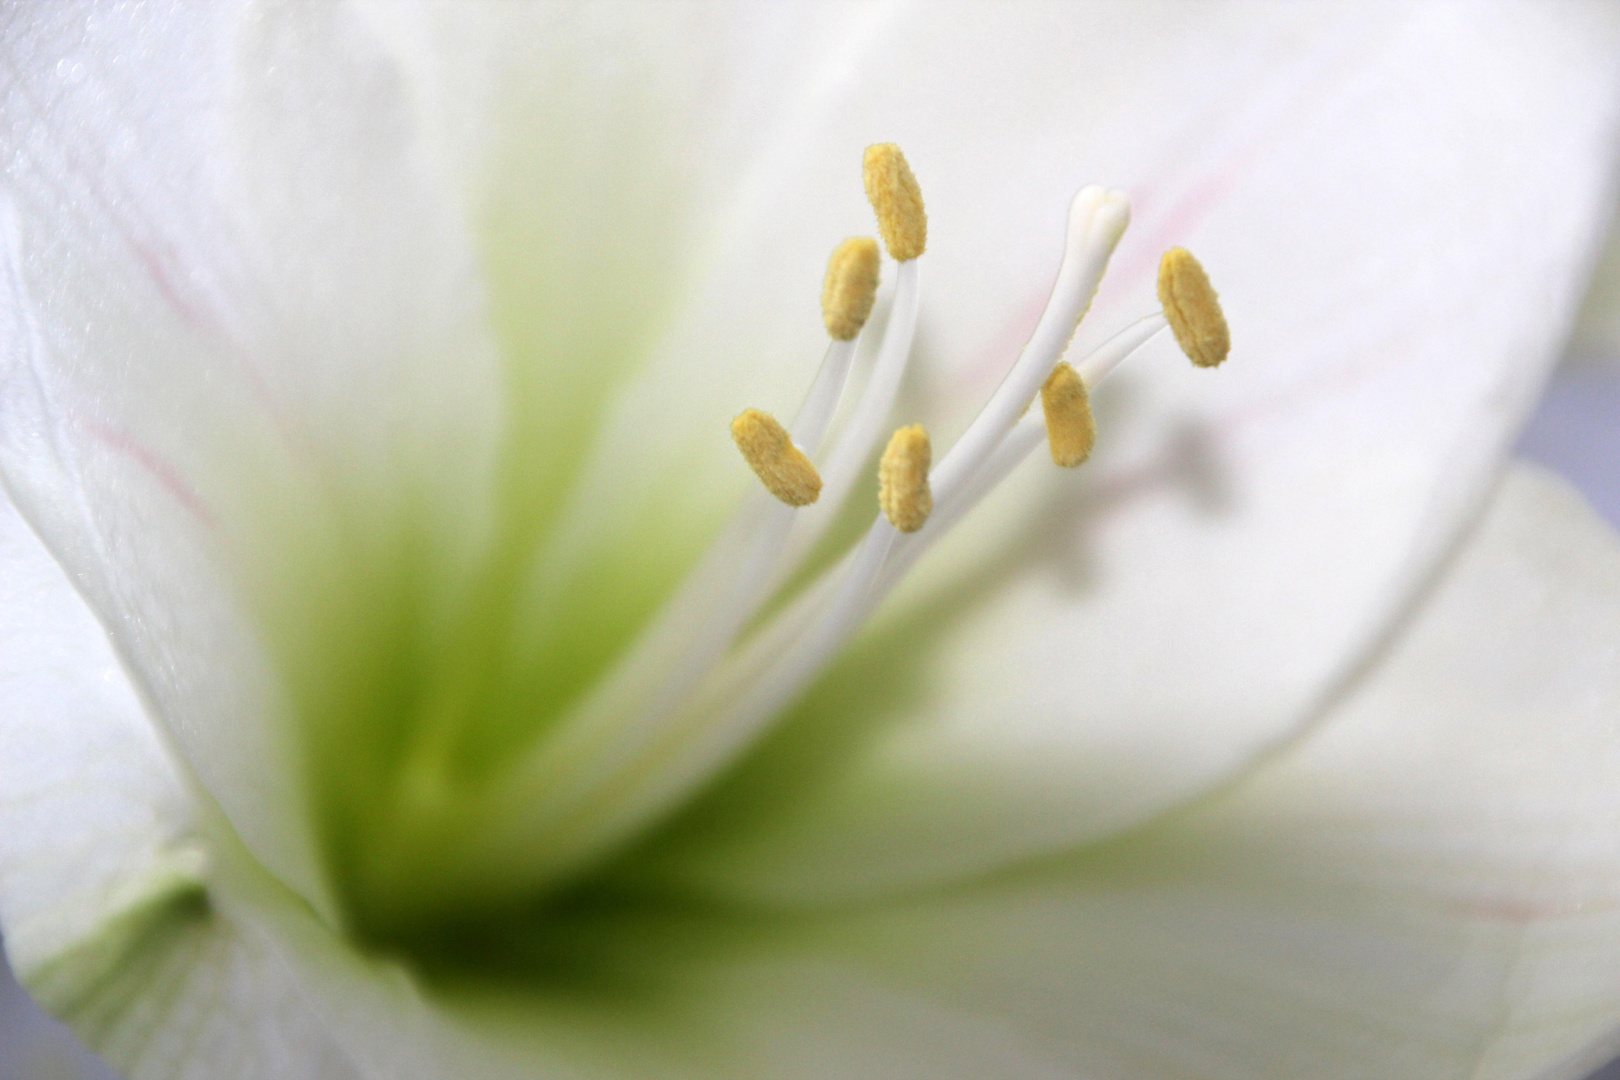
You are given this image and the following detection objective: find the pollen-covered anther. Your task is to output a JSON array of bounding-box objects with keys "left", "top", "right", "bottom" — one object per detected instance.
[
  {"left": 822, "top": 237, "right": 882, "bottom": 340},
  {"left": 1158, "top": 247, "right": 1229, "bottom": 368},
  {"left": 878, "top": 424, "right": 933, "bottom": 532},
  {"left": 1040, "top": 363, "right": 1096, "bottom": 467},
  {"left": 863, "top": 143, "right": 927, "bottom": 261},
  {"left": 732, "top": 409, "right": 822, "bottom": 506}
]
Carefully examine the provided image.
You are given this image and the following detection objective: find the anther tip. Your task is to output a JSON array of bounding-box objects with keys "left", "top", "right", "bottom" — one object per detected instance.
[
  {"left": 878, "top": 423, "right": 933, "bottom": 532},
  {"left": 1157, "top": 247, "right": 1229, "bottom": 368},
  {"left": 863, "top": 143, "right": 927, "bottom": 262},
  {"left": 822, "top": 237, "right": 882, "bottom": 340},
  {"left": 732, "top": 408, "right": 822, "bottom": 506},
  {"left": 1040, "top": 363, "right": 1096, "bottom": 468}
]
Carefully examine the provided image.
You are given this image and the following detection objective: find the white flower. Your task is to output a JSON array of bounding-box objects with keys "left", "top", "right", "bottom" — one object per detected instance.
[{"left": 4, "top": 2, "right": 1620, "bottom": 1078}]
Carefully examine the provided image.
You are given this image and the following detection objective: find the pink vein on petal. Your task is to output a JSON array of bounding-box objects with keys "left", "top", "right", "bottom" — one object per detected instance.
[
  {"left": 1443, "top": 894, "right": 1620, "bottom": 925},
  {"left": 2, "top": 55, "right": 308, "bottom": 471},
  {"left": 132, "top": 237, "right": 237, "bottom": 347},
  {"left": 1115, "top": 7, "right": 1382, "bottom": 292},
  {"left": 1214, "top": 325, "right": 1425, "bottom": 444},
  {"left": 83, "top": 418, "right": 216, "bottom": 529},
  {"left": 126, "top": 233, "right": 323, "bottom": 477}
]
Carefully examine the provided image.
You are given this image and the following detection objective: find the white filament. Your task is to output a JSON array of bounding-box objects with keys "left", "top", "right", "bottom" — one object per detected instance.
[{"left": 791, "top": 337, "right": 858, "bottom": 450}]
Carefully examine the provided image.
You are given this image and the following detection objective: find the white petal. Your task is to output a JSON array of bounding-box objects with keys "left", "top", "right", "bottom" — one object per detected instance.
[
  {"left": 0, "top": 486, "right": 429, "bottom": 1077},
  {"left": 623, "top": 3, "right": 1620, "bottom": 901},
  {"left": 0, "top": 0, "right": 508, "bottom": 912},
  {"left": 665, "top": 463, "right": 1620, "bottom": 1080}
]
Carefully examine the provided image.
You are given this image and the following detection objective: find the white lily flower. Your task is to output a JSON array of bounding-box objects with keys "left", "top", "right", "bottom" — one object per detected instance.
[{"left": 5, "top": 2, "right": 1620, "bottom": 1078}]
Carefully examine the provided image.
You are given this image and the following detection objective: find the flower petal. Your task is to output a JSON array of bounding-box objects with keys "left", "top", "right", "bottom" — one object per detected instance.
[
  {"left": 0, "top": 483, "right": 426, "bottom": 1078},
  {"left": 623, "top": 4, "right": 1620, "bottom": 902},
  {"left": 657, "top": 463, "right": 1620, "bottom": 1080},
  {"left": 0, "top": 0, "right": 511, "bottom": 912}
]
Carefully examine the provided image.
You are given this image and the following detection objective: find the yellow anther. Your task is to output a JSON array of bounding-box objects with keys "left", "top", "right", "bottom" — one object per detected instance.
[
  {"left": 878, "top": 424, "right": 933, "bottom": 533},
  {"left": 863, "top": 143, "right": 927, "bottom": 261},
  {"left": 1040, "top": 363, "right": 1096, "bottom": 467},
  {"left": 731, "top": 409, "right": 822, "bottom": 506},
  {"left": 822, "top": 237, "right": 882, "bottom": 340},
  {"left": 1157, "top": 247, "right": 1229, "bottom": 368}
]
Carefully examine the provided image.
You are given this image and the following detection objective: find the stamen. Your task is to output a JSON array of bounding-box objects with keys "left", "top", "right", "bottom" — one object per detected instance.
[
  {"left": 822, "top": 237, "right": 882, "bottom": 341},
  {"left": 878, "top": 424, "right": 933, "bottom": 532},
  {"left": 731, "top": 409, "right": 822, "bottom": 506},
  {"left": 789, "top": 337, "right": 859, "bottom": 455},
  {"left": 1040, "top": 363, "right": 1095, "bottom": 467},
  {"left": 1158, "top": 247, "right": 1229, "bottom": 368},
  {"left": 863, "top": 143, "right": 927, "bottom": 261}
]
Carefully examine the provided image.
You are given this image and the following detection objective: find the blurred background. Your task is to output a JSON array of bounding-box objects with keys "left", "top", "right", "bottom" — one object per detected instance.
[{"left": 3, "top": 223, "right": 1619, "bottom": 1080}]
